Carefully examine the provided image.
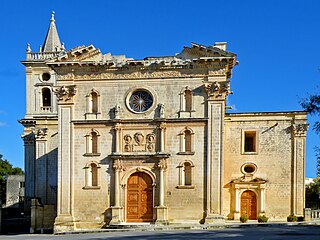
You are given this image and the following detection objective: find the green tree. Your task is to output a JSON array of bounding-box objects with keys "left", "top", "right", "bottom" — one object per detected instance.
[
  {"left": 306, "top": 177, "right": 320, "bottom": 209},
  {"left": 0, "top": 154, "right": 24, "bottom": 204},
  {"left": 301, "top": 93, "right": 320, "bottom": 176}
]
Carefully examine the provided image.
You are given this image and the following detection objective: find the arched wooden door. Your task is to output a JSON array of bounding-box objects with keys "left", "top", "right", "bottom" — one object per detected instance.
[
  {"left": 241, "top": 190, "right": 257, "bottom": 220},
  {"left": 127, "top": 172, "right": 153, "bottom": 222}
]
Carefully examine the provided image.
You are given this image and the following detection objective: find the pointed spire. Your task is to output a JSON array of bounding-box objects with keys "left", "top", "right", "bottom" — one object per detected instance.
[{"left": 42, "top": 11, "right": 62, "bottom": 52}]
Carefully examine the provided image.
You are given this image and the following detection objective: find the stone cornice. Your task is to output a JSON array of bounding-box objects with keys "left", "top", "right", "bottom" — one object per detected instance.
[{"left": 71, "top": 118, "right": 208, "bottom": 125}]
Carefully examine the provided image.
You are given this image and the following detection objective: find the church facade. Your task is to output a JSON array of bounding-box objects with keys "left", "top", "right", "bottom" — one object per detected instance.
[{"left": 19, "top": 14, "right": 308, "bottom": 233}]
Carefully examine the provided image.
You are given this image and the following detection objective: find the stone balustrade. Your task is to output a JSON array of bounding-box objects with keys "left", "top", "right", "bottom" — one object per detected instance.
[
  {"left": 26, "top": 52, "right": 63, "bottom": 61},
  {"left": 311, "top": 209, "right": 320, "bottom": 219}
]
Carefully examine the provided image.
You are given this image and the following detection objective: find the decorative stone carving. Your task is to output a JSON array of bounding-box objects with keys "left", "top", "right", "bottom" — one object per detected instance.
[
  {"left": 123, "top": 132, "right": 156, "bottom": 152},
  {"left": 34, "top": 128, "right": 48, "bottom": 140},
  {"left": 53, "top": 85, "right": 77, "bottom": 102},
  {"left": 113, "top": 159, "right": 123, "bottom": 171},
  {"left": 146, "top": 133, "right": 156, "bottom": 152},
  {"left": 57, "top": 69, "right": 214, "bottom": 81},
  {"left": 208, "top": 68, "right": 226, "bottom": 76},
  {"left": 158, "top": 159, "right": 167, "bottom": 170},
  {"left": 292, "top": 124, "right": 309, "bottom": 137},
  {"left": 134, "top": 132, "right": 144, "bottom": 146},
  {"left": 123, "top": 134, "right": 133, "bottom": 152},
  {"left": 22, "top": 133, "right": 35, "bottom": 144},
  {"left": 203, "top": 81, "right": 232, "bottom": 100}
]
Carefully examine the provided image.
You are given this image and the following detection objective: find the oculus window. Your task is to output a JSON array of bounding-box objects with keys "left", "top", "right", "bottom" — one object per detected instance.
[{"left": 128, "top": 90, "right": 153, "bottom": 113}]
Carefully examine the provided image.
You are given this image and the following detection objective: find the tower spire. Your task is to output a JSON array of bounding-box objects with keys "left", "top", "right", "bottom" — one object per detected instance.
[{"left": 42, "top": 11, "right": 62, "bottom": 52}]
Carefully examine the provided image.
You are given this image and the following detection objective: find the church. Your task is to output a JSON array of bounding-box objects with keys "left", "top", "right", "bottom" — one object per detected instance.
[{"left": 19, "top": 13, "right": 308, "bottom": 233}]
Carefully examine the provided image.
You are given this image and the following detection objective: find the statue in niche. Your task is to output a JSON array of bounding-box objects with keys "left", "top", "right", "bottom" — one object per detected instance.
[
  {"left": 114, "top": 104, "right": 121, "bottom": 119},
  {"left": 158, "top": 103, "right": 165, "bottom": 118}
]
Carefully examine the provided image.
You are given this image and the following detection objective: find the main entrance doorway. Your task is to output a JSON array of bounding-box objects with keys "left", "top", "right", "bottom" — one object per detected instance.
[
  {"left": 240, "top": 190, "right": 257, "bottom": 220},
  {"left": 126, "top": 172, "right": 153, "bottom": 222}
]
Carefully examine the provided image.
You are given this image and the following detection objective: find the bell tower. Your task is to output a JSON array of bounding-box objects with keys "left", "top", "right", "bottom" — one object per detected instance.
[{"left": 19, "top": 12, "right": 65, "bottom": 233}]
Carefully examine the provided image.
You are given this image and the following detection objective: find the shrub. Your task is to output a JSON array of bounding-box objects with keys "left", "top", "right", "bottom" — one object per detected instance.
[
  {"left": 287, "top": 214, "right": 298, "bottom": 222},
  {"left": 240, "top": 214, "right": 248, "bottom": 223},
  {"left": 257, "top": 215, "right": 268, "bottom": 223}
]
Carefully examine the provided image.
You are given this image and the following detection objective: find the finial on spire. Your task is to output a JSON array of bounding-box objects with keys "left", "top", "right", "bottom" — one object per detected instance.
[
  {"left": 42, "top": 11, "right": 62, "bottom": 52},
  {"left": 50, "top": 11, "right": 55, "bottom": 22}
]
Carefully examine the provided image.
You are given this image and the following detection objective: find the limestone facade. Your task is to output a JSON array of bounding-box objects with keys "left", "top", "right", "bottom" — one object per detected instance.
[{"left": 19, "top": 14, "right": 308, "bottom": 233}]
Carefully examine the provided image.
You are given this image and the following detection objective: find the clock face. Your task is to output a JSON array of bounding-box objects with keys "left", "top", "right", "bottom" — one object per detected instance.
[{"left": 128, "top": 89, "right": 154, "bottom": 113}]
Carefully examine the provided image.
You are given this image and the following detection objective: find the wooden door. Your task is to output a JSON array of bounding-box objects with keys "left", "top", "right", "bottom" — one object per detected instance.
[
  {"left": 127, "top": 172, "right": 153, "bottom": 222},
  {"left": 241, "top": 190, "right": 257, "bottom": 220}
]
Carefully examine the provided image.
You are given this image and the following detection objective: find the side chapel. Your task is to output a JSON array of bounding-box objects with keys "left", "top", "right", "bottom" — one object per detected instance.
[{"left": 19, "top": 13, "right": 308, "bottom": 233}]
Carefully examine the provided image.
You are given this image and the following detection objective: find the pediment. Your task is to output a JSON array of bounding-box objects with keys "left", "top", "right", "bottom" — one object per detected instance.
[
  {"left": 177, "top": 42, "right": 236, "bottom": 60},
  {"left": 52, "top": 45, "right": 102, "bottom": 62},
  {"left": 230, "top": 176, "right": 267, "bottom": 184}
]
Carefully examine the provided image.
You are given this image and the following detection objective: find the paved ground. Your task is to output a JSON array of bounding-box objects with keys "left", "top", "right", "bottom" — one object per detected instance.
[{"left": 1, "top": 224, "right": 320, "bottom": 240}]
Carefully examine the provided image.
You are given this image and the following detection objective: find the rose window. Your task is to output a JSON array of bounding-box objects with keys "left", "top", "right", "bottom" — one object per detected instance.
[{"left": 128, "top": 90, "right": 153, "bottom": 113}]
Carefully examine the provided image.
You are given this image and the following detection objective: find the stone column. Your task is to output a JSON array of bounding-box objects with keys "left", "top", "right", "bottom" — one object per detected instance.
[
  {"left": 53, "top": 85, "right": 77, "bottom": 233},
  {"left": 158, "top": 123, "right": 166, "bottom": 152},
  {"left": 110, "top": 159, "right": 123, "bottom": 224},
  {"left": 204, "top": 81, "right": 230, "bottom": 223},
  {"left": 260, "top": 187, "right": 265, "bottom": 213},
  {"left": 234, "top": 188, "right": 240, "bottom": 220},
  {"left": 291, "top": 124, "right": 308, "bottom": 217},
  {"left": 114, "top": 123, "right": 122, "bottom": 153},
  {"left": 155, "top": 159, "right": 168, "bottom": 224},
  {"left": 113, "top": 160, "right": 121, "bottom": 207}
]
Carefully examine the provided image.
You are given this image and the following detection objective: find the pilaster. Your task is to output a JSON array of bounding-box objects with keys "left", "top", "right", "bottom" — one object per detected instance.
[
  {"left": 155, "top": 159, "right": 168, "bottom": 224},
  {"left": 291, "top": 123, "right": 308, "bottom": 216},
  {"left": 22, "top": 133, "right": 36, "bottom": 210},
  {"left": 53, "top": 85, "right": 77, "bottom": 233},
  {"left": 204, "top": 80, "right": 230, "bottom": 223},
  {"left": 34, "top": 128, "right": 48, "bottom": 203},
  {"left": 110, "top": 159, "right": 124, "bottom": 224}
]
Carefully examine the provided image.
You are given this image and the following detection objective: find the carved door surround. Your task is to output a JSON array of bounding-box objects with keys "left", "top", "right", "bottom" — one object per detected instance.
[{"left": 230, "top": 177, "right": 267, "bottom": 220}]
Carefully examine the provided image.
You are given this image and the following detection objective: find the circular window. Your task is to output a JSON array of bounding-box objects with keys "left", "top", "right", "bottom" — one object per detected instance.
[
  {"left": 241, "top": 163, "right": 257, "bottom": 175},
  {"left": 244, "top": 165, "right": 255, "bottom": 173},
  {"left": 42, "top": 73, "right": 51, "bottom": 81},
  {"left": 128, "top": 89, "right": 153, "bottom": 113}
]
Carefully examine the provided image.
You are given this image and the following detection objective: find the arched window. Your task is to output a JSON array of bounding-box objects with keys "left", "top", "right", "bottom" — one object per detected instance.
[
  {"left": 177, "top": 160, "right": 194, "bottom": 188},
  {"left": 185, "top": 89, "right": 192, "bottom": 112},
  {"left": 184, "top": 162, "right": 192, "bottom": 185},
  {"left": 86, "top": 89, "right": 100, "bottom": 117},
  {"left": 84, "top": 161, "right": 100, "bottom": 189},
  {"left": 85, "top": 129, "right": 100, "bottom": 156},
  {"left": 184, "top": 130, "right": 192, "bottom": 152},
  {"left": 90, "top": 163, "right": 98, "bottom": 186},
  {"left": 42, "top": 88, "right": 51, "bottom": 107},
  {"left": 179, "top": 127, "right": 194, "bottom": 154},
  {"left": 91, "top": 131, "right": 98, "bottom": 154},
  {"left": 91, "top": 92, "right": 98, "bottom": 113},
  {"left": 179, "top": 87, "right": 194, "bottom": 118}
]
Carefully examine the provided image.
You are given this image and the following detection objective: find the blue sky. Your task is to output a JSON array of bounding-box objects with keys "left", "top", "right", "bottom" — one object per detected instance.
[{"left": 0, "top": 0, "right": 319, "bottom": 177}]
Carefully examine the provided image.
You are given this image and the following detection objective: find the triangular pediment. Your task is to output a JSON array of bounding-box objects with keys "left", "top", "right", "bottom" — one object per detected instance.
[{"left": 177, "top": 42, "right": 236, "bottom": 60}]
